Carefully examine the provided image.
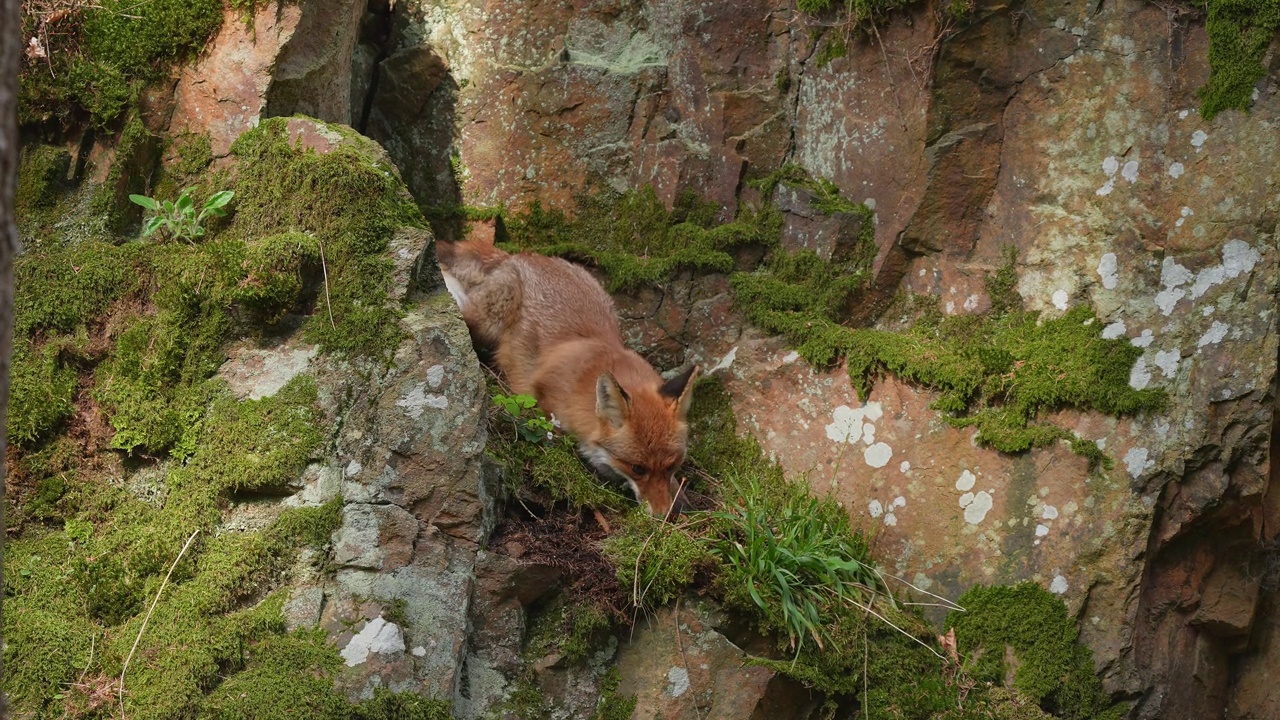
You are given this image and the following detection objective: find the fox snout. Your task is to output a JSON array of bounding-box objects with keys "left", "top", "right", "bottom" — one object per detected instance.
[
  {"left": 590, "top": 365, "right": 700, "bottom": 519},
  {"left": 633, "top": 473, "right": 689, "bottom": 518}
]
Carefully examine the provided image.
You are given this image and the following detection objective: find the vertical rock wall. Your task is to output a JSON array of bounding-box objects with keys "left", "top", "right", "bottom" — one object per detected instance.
[
  {"left": 362, "top": 0, "right": 1278, "bottom": 717},
  {"left": 139, "top": 0, "right": 1279, "bottom": 716}
]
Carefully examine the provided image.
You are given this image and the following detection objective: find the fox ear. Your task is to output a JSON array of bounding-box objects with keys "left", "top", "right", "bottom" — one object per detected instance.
[
  {"left": 659, "top": 365, "right": 699, "bottom": 420},
  {"left": 596, "top": 372, "right": 631, "bottom": 428}
]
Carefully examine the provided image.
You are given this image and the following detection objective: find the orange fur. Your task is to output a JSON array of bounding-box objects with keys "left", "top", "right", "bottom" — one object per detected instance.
[{"left": 438, "top": 235, "right": 698, "bottom": 517}]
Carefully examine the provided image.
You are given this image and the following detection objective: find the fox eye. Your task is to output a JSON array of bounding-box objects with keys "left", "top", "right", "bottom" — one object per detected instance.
[{"left": 630, "top": 463, "right": 649, "bottom": 476}]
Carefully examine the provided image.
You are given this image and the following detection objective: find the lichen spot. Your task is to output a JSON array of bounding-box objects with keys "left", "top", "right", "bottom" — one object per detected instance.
[
  {"left": 868, "top": 499, "right": 884, "bottom": 517},
  {"left": 1050, "top": 575, "right": 1069, "bottom": 594},
  {"left": 1124, "top": 447, "right": 1154, "bottom": 479},
  {"left": 1197, "top": 321, "right": 1229, "bottom": 348},
  {"left": 956, "top": 469, "right": 977, "bottom": 492},
  {"left": 1052, "top": 290, "right": 1069, "bottom": 311},
  {"left": 1101, "top": 320, "right": 1126, "bottom": 340},
  {"left": 864, "top": 442, "right": 893, "bottom": 468},
  {"left": 666, "top": 666, "right": 690, "bottom": 697},
  {"left": 397, "top": 384, "right": 449, "bottom": 418},
  {"left": 825, "top": 402, "right": 883, "bottom": 444},
  {"left": 1153, "top": 349, "right": 1180, "bottom": 378},
  {"left": 340, "top": 617, "right": 406, "bottom": 667},
  {"left": 1190, "top": 129, "right": 1208, "bottom": 150},
  {"left": 710, "top": 346, "right": 738, "bottom": 373},
  {"left": 961, "top": 490, "right": 994, "bottom": 524},
  {"left": 1096, "top": 253, "right": 1118, "bottom": 290},
  {"left": 1128, "top": 357, "right": 1151, "bottom": 391},
  {"left": 1120, "top": 159, "right": 1139, "bottom": 183},
  {"left": 425, "top": 364, "right": 446, "bottom": 388},
  {"left": 1168, "top": 162, "right": 1184, "bottom": 178}
]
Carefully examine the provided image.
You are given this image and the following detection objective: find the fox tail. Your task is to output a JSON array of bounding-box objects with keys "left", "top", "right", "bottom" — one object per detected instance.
[{"left": 436, "top": 223, "right": 509, "bottom": 309}]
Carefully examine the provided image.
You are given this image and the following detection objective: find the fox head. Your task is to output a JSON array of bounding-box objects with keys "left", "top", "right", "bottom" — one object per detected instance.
[{"left": 584, "top": 366, "right": 700, "bottom": 518}]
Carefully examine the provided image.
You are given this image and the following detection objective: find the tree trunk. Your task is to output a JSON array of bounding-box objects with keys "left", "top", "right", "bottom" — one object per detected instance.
[{"left": 0, "top": 0, "right": 23, "bottom": 712}]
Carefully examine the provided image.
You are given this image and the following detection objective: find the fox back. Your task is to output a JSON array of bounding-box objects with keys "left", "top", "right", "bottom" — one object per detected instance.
[{"left": 438, "top": 235, "right": 698, "bottom": 517}]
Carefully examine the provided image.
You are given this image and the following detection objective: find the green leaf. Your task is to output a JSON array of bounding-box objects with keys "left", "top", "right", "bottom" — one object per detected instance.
[
  {"left": 143, "top": 217, "right": 165, "bottom": 237},
  {"left": 204, "top": 190, "right": 235, "bottom": 210},
  {"left": 129, "top": 194, "right": 159, "bottom": 210}
]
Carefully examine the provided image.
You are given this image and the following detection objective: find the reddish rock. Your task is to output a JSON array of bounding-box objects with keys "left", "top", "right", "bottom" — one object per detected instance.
[
  {"left": 615, "top": 601, "right": 817, "bottom": 719},
  {"left": 168, "top": 1, "right": 364, "bottom": 157}
]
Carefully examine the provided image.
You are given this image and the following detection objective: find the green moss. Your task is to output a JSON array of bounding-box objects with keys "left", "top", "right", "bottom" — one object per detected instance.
[
  {"left": 19, "top": 0, "right": 223, "bottom": 127},
  {"left": 815, "top": 35, "right": 849, "bottom": 67},
  {"left": 7, "top": 339, "right": 78, "bottom": 447},
  {"left": 228, "top": 118, "right": 419, "bottom": 357},
  {"left": 14, "top": 145, "right": 71, "bottom": 221},
  {"left": 523, "top": 595, "right": 614, "bottom": 665},
  {"left": 172, "top": 131, "right": 216, "bottom": 177},
  {"left": 232, "top": 232, "right": 322, "bottom": 324},
  {"left": 92, "top": 241, "right": 244, "bottom": 455},
  {"left": 3, "top": 491, "right": 343, "bottom": 719},
  {"left": 590, "top": 668, "right": 637, "bottom": 720},
  {"left": 504, "top": 186, "right": 780, "bottom": 292},
  {"left": 91, "top": 116, "right": 160, "bottom": 232},
  {"left": 70, "top": 376, "right": 324, "bottom": 627},
  {"left": 734, "top": 243, "right": 1163, "bottom": 467},
  {"left": 749, "top": 162, "right": 868, "bottom": 216},
  {"left": 1199, "top": 0, "right": 1280, "bottom": 119},
  {"left": 13, "top": 239, "right": 145, "bottom": 337},
  {"left": 947, "top": 583, "right": 1126, "bottom": 720},
  {"left": 199, "top": 628, "right": 453, "bottom": 720},
  {"left": 602, "top": 509, "right": 713, "bottom": 610}
]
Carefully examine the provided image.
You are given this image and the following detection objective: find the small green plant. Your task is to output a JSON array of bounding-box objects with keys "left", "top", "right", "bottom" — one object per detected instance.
[
  {"left": 129, "top": 188, "right": 234, "bottom": 242},
  {"left": 709, "top": 471, "right": 890, "bottom": 656},
  {"left": 493, "top": 393, "right": 556, "bottom": 444}
]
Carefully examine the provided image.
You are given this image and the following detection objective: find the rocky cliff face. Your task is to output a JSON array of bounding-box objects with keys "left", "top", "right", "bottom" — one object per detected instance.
[
  {"left": 370, "top": 0, "right": 1278, "bottom": 717},
  {"left": 10, "top": 0, "right": 1279, "bottom": 718}
]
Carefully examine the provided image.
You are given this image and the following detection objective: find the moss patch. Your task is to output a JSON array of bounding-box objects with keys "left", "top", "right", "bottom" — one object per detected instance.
[
  {"left": 7, "top": 339, "right": 79, "bottom": 447},
  {"left": 815, "top": 34, "right": 849, "bottom": 67},
  {"left": 1199, "top": 0, "right": 1280, "bottom": 119},
  {"left": 590, "top": 668, "right": 638, "bottom": 720},
  {"left": 503, "top": 186, "right": 779, "bottom": 292},
  {"left": 227, "top": 118, "right": 420, "bottom": 357},
  {"left": 734, "top": 245, "right": 1163, "bottom": 467},
  {"left": 947, "top": 583, "right": 1126, "bottom": 720},
  {"left": 199, "top": 629, "right": 452, "bottom": 720},
  {"left": 19, "top": 0, "right": 223, "bottom": 127},
  {"left": 602, "top": 508, "right": 714, "bottom": 610}
]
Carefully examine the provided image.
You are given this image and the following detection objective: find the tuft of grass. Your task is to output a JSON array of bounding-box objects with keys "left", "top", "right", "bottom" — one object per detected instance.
[
  {"left": 709, "top": 470, "right": 886, "bottom": 656},
  {"left": 602, "top": 509, "right": 714, "bottom": 610}
]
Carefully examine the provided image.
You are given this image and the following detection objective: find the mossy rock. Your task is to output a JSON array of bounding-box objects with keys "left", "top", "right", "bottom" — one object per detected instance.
[
  {"left": 19, "top": 0, "right": 223, "bottom": 127},
  {"left": 5, "top": 115, "right": 438, "bottom": 717},
  {"left": 947, "top": 583, "right": 1126, "bottom": 720}
]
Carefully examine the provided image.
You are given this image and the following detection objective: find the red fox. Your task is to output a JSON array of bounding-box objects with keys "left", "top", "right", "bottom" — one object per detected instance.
[{"left": 437, "top": 231, "right": 698, "bottom": 518}]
